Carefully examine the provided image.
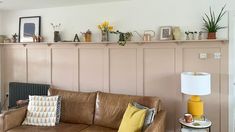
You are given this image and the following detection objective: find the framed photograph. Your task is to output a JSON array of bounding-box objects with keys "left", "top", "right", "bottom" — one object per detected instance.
[
  {"left": 160, "top": 26, "right": 172, "bottom": 40},
  {"left": 19, "top": 16, "right": 41, "bottom": 42}
]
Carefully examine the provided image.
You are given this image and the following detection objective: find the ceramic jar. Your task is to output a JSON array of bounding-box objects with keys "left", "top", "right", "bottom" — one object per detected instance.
[
  {"left": 82, "top": 30, "right": 92, "bottom": 42},
  {"left": 173, "top": 27, "right": 182, "bottom": 40}
]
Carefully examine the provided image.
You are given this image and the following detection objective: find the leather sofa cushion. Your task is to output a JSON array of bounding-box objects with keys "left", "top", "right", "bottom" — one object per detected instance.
[
  {"left": 94, "top": 92, "right": 161, "bottom": 129},
  {"left": 81, "top": 125, "right": 117, "bottom": 132},
  {"left": 7, "top": 123, "right": 88, "bottom": 132},
  {"left": 49, "top": 88, "right": 96, "bottom": 125}
]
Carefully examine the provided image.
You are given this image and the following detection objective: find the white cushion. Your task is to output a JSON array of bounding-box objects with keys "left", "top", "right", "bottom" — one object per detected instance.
[{"left": 22, "top": 95, "right": 61, "bottom": 126}]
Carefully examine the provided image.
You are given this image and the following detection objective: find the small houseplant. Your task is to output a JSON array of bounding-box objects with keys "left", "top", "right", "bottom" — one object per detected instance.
[
  {"left": 98, "top": 21, "right": 114, "bottom": 42},
  {"left": 110, "top": 30, "right": 133, "bottom": 46},
  {"left": 202, "top": 5, "right": 226, "bottom": 39}
]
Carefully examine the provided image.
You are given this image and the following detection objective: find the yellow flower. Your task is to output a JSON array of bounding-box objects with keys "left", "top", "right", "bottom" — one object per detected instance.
[
  {"left": 98, "top": 25, "right": 102, "bottom": 30},
  {"left": 98, "top": 21, "right": 113, "bottom": 31},
  {"left": 102, "top": 22, "right": 106, "bottom": 28},
  {"left": 105, "top": 21, "right": 109, "bottom": 27},
  {"left": 102, "top": 21, "right": 109, "bottom": 28},
  {"left": 108, "top": 26, "right": 113, "bottom": 31}
]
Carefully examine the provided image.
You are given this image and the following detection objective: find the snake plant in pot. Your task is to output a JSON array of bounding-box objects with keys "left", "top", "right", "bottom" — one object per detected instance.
[{"left": 202, "top": 5, "right": 226, "bottom": 39}]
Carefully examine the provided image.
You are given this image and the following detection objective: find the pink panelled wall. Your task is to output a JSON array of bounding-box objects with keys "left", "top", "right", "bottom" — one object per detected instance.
[{"left": 1, "top": 41, "right": 228, "bottom": 132}]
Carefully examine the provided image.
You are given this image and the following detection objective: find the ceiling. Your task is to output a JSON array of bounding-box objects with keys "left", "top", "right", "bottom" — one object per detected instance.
[{"left": 0, "top": 0, "right": 128, "bottom": 10}]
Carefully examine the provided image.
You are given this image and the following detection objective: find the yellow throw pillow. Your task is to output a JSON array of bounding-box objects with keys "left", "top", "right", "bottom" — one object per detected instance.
[{"left": 118, "top": 103, "right": 147, "bottom": 132}]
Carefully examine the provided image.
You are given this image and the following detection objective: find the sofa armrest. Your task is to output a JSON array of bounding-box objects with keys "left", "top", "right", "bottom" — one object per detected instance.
[
  {"left": 145, "top": 110, "right": 167, "bottom": 132},
  {"left": 0, "top": 107, "right": 27, "bottom": 132}
]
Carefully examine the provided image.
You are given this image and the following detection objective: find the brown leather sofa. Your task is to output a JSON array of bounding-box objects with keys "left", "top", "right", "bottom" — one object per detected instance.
[{"left": 0, "top": 88, "right": 166, "bottom": 132}]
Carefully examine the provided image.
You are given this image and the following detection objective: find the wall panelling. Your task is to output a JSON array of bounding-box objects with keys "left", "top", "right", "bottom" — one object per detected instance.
[{"left": 1, "top": 41, "right": 228, "bottom": 132}]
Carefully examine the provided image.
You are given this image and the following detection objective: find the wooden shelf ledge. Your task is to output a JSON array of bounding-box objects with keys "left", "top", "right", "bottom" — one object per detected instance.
[{"left": 0, "top": 39, "right": 228, "bottom": 46}]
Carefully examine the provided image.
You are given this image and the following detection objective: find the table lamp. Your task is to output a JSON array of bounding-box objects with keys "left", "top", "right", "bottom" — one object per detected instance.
[{"left": 181, "top": 72, "right": 211, "bottom": 120}]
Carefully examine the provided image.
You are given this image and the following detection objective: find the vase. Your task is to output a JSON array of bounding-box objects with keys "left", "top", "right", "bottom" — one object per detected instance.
[
  {"left": 207, "top": 32, "right": 216, "bottom": 39},
  {"left": 0, "top": 35, "right": 6, "bottom": 43},
  {"left": 101, "top": 31, "right": 109, "bottom": 42},
  {"left": 54, "top": 31, "right": 61, "bottom": 42},
  {"left": 173, "top": 27, "right": 182, "bottom": 40}
]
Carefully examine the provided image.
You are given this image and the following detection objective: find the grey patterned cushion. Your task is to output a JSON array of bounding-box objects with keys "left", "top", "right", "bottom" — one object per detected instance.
[
  {"left": 56, "top": 96, "right": 61, "bottom": 124},
  {"left": 132, "top": 102, "right": 156, "bottom": 130}
]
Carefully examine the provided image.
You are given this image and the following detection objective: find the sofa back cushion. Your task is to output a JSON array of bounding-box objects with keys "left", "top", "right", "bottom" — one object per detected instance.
[
  {"left": 94, "top": 92, "right": 161, "bottom": 129},
  {"left": 49, "top": 88, "right": 96, "bottom": 125}
]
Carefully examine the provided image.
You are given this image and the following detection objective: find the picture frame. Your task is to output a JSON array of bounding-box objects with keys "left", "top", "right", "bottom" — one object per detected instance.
[
  {"left": 160, "top": 26, "right": 172, "bottom": 40},
  {"left": 19, "top": 16, "right": 41, "bottom": 42}
]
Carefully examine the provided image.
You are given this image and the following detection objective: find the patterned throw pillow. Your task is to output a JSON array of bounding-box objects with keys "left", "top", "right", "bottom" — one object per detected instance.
[
  {"left": 22, "top": 95, "right": 61, "bottom": 126},
  {"left": 132, "top": 102, "right": 156, "bottom": 130}
]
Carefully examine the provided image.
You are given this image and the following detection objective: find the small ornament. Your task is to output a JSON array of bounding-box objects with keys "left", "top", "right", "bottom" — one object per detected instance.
[
  {"left": 33, "top": 35, "right": 37, "bottom": 42},
  {"left": 185, "top": 32, "right": 190, "bottom": 40},
  {"left": 73, "top": 34, "right": 80, "bottom": 42},
  {"left": 54, "top": 31, "right": 61, "bottom": 42},
  {"left": 173, "top": 27, "right": 182, "bottom": 40},
  {"left": 33, "top": 35, "right": 43, "bottom": 42},
  {"left": 51, "top": 23, "right": 62, "bottom": 42},
  {"left": 198, "top": 31, "right": 203, "bottom": 40},
  {"left": 12, "top": 33, "right": 18, "bottom": 43},
  {"left": 190, "top": 31, "right": 198, "bottom": 40},
  {"left": 81, "top": 29, "right": 92, "bottom": 42}
]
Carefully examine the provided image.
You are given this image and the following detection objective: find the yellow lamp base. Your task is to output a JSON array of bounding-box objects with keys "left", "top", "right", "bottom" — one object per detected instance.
[{"left": 187, "top": 95, "right": 204, "bottom": 120}]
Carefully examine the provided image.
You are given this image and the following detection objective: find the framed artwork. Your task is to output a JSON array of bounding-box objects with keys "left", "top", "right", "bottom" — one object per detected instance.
[
  {"left": 160, "top": 26, "right": 172, "bottom": 40},
  {"left": 19, "top": 16, "right": 41, "bottom": 42}
]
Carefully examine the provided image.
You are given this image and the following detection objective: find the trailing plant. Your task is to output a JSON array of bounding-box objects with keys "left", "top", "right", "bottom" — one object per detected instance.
[
  {"left": 111, "top": 30, "right": 133, "bottom": 46},
  {"left": 202, "top": 5, "right": 226, "bottom": 32},
  {"left": 51, "top": 23, "right": 61, "bottom": 31}
]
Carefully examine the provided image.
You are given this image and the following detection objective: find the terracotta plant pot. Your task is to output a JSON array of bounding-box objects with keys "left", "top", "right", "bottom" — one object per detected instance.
[{"left": 207, "top": 32, "right": 216, "bottom": 39}]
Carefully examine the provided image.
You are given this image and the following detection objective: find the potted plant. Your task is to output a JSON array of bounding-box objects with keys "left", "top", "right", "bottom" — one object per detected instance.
[
  {"left": 110, "top": 30, "right": 133, "bottom": 46},
  {"left": 202, "top": 5, "right": 226, "bottom": 39},
  {"left": 51, "top": 23, "right": 62, "bottom": 42}
]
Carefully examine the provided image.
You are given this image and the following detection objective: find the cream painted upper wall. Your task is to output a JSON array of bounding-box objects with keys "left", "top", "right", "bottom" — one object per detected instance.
[
  {"left": 0, "top": 0, "right": 129, "bottom": 10},
  {"left": 0, "top": 11, "right": 2, "bottom": 35},
  {"left": 1, "top": 0, "right": 234, "bottom": 42}
]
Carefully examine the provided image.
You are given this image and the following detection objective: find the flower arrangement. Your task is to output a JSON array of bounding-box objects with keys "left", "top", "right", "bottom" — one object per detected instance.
[
  {"left": 98, "top": 21, "right": 114, "bottom": 32},
  {"left": 51, "top": 23, "right": 61, "bottom": 31},
  {"left": 51, "top": 23, "right": 62, "bottom": 42},
  {"left": 98, "top": 21, "right": 114, "bottom": 41}
]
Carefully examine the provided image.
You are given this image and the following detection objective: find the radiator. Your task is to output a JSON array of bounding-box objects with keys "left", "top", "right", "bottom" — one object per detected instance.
[{"left": 9, "top": 82, "right": 50, "bottom": 108}]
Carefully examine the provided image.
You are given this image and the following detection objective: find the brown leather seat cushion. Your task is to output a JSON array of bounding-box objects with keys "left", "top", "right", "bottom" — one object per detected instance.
[
  {"left": 81, "top": 125, "right": 117, "bottom": 132},
  {"left": 94, "top": 92, "right": 161, "bottom": 129},
  {"left": 7, "top": 123, "right": 88, "bottom": 132},
  {"left": 49, "top": 88, "right": 96, "bottom": 124}
]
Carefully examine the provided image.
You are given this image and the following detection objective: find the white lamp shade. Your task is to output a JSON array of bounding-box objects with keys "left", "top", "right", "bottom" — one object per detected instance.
[{"left": 181, "top": 72, "right": 211, "bottom": 95}]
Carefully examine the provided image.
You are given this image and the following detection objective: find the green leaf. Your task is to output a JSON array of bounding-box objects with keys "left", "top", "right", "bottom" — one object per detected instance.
[{"left": 202, "top": 5, "right": 226, "bottom": 32}]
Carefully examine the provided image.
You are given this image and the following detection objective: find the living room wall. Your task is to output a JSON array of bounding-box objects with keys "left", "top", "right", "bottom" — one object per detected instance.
[
  {"left": 0, "top": 0, "right": 234, "bottom": 42},
  {"left": 0, "top": 11, "right": 3, "bottom": 34},
  {"left": 0, "top": 0, "right": 233, "bottom": 130},
  {"left": 1, "top": 41, "right": 228, "bottom": 132}
]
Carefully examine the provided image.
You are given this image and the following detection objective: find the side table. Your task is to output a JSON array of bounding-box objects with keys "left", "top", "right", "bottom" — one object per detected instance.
[{"left": 179, "top": 117, "right": 212, "bottom": 132}]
